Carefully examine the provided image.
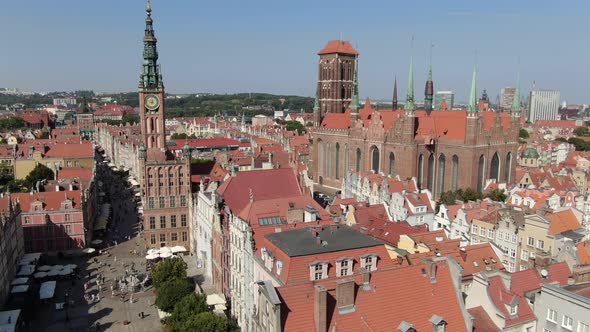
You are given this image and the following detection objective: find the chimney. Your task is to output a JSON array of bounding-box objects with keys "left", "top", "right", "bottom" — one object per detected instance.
[
  {"left": 360, "top": 267, "right": 371, "bottom": 291},
  {"left": 69, "top": 184, "right": 73, "bottom": 191},
  {"left": 534, "top": 253, "right": 552, "bottom": 270},
  {"left": 55, "top": 185, "right": 60, "bottom": 192},
  {"left": 314, "top": 285, "right": 327, "bottom": 332},
  {"left": 336, "top": 278, "right": 356, "bottom": 314},
  {"left": 425, "top": 259, "right": 437, "bottom": 283},
  {"left": 459, "top": 247, "right": 467, "bottom": 262}
]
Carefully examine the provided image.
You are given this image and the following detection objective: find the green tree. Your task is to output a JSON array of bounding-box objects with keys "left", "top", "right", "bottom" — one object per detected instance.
[
  {"left": 152, "top": 257, "right": 187, "bottom": 289},
  {"left": 24, "top": 164, "right": 54, "bottom": 188},
  {"left": 171, "top": 133, "right": 189, "bottom": 139},
  {"left": 5, "top": 179, "right": 28, "bottom": 193},
  {"left": 574, "top": 126, "right": 590, "bottom": 137},
  {"left": 122, "top": 113, "right": 138, "bottom": 124},
  {"left": 285, "top": 120, "right": 305, "bottom": 135},
  {"left": 166, "top": 294, "right": 209, "bottom": 331},
  {"left": 171, "top": 312, "right": 238, "bottom": 332},
  {"left": 155, "top": 278, "right": 194, "bottom": 312},
  {"left": 485, "top": 189, "right": 507, "bottom": 202},
  {"left": 518, "top": 128, "right": 530, "bottom": 139},
  {"left": 38, "top": 131, "right": 50, "bottom": 139}
]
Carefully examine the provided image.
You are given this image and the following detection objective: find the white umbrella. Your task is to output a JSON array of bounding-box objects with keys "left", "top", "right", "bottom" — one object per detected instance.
[
  {"left": 34, "top": 272, "right": 48, "bottom": 279},
  {"left": 52, "top": 265, "right": 64, "bottom": 271},
  {"left": 159, "top": 252, "right": 172, "bottom": 259},
  {"left": 66, "top": 264, "right": 77, "bottom": 270},
  {"left": 59, "top": 267, "right": 72, "bottom": 276},
  {"left": 82, "top": 248, "right": 96, "bottom": 254},
  {"left": 47, "top": 270, "right": 60, "bottom": 277},
  {"left": 91, "top": 239, "right": 103, "bottom": 245},
  {"left": 37, "top": 265, "right": 52, "bottom": 272},
  {"left": 147, "top": 248, "right": 160, "bottom": 255},
  {"left": 159, "top": 247, "right": 172, "bottom": 254},
  {"left": 145, "top": 254, "right": 159, "bottom": 260},
  {"left": 171, "top": 246, "right": 187, "bottom": 253}
]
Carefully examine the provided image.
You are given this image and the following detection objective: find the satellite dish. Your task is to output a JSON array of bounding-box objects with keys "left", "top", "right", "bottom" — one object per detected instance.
[{"left": 540, "top": 269, "right": 548, "bottom": 278}]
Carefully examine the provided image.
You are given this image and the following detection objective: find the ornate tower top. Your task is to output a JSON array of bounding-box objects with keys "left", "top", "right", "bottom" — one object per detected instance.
[
  {"left": 350, "top": 59, "right": 360, "bottom": 111},
  {"left": 140, "top": 0, "right": 162, "bottom": 88},
  {"left": 392, "top": 76, "right": 398, "bottom": 110},
  {"left": 405, "top": 57, "right": 415, "bottom": 113},
  {"left": 511, "top": 72, "right": 521, "bottom": 115},
  {"left": 467, "top": 66, "right": 478, "bottom": 114}
]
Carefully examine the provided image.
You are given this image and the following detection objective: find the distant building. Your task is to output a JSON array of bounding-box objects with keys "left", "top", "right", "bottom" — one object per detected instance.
[
  {"left": 529, "top": 90, "right": 561, "bottom": 122},
  {"left": 500, "top": 87, "right": 515, "bottom": 112},
  {"left": 434, "top": 90, "right": 454, "bottom": 110},
  {"left": 251, "top": 114, "right": 271, "bottom": 127},
  {"left": 52, "top": 98, "right": 77, "bottom": 107}
]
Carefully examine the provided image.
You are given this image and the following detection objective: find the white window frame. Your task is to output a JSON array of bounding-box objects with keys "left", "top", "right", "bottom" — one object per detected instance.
[
  {"left": 563, "top": 315, "right": 573, "bottom": 330},
  {"left": 480, "top": 227, "right": 486, "bottom": 237},
  {"left": 578, "top": 322, "right": 590, "bottom": 332},
  {"left": 528, "top": 236, "right": 535, "bottom": 246},
  {"left": 521, "top": 249, "right": 529, "bottom": 261},
  {"left": 472, "top": 225, "right": 478, "bottom": 235},
  {"left": 547, "top": 308, "right": 558, "bottom": 323},
  {"left": 538, "top": 239, "right": 545, "bottom": 250}
]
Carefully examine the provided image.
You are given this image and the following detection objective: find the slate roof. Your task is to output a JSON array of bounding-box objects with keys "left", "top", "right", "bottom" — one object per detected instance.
[{"left": 265, "top": 225, "right": 383, "bottom": 257}]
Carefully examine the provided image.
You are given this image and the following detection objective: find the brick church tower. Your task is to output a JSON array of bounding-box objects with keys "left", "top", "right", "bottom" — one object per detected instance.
[
  {"left": 314, "top": 40, "right": 359, "bottom": 125},
  {"left": 137, "top": 0, "right": 191, "bottom": 250}
]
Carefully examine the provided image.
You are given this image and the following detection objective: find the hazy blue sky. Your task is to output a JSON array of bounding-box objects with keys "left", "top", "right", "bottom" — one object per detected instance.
[{"left": 1, "top": 0, "right": 589, "bottom": 103}]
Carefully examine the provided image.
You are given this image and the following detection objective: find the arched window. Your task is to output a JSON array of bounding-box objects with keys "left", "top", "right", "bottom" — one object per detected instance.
[
  {"left": 325, "top": 144, "right": 331, "bottom": 177},
  {"left": 335, "top": 143, "right": 340, "bottom": 179},
  {"left": 451, "top": 155, "right": 459, "bottom": 191},
  {"left": 388, "top": 152, "right": 395, "bottom": 176},
  {"left": 318, "top": 142, "right": 324, "bottom": 175},
  {"left": 490, "top": 152, "right": 500, "bottom": 182},
  {"left": 437, "top": 154, "right": 446, "bottom": 195},
  {"left": 477, "top": 155, "right": 485, "bottom": 192},
  {"left": 417, "top": 154, "right": 424, "bottom": 188},
  {"left": 371, "top": 146, "right": 380, "bottom": 173},
  {"left": 356, "top": 148, "right": 362, "bottom": 172},
  {"left": 427, "top": 154, "right": 435, "bottom": 192},
  {"left": 344, "top": 144, "right": 349, "bottom": 175},
  {"left": 505, "top": 152, "right": 512, "bottom": 183}
]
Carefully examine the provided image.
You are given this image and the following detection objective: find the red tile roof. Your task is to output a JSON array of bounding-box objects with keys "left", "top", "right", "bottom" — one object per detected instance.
[
  {"left": 6, "top": 190, "right": 82, "bottom": 212},
  {"left": 216, "top": 168, "right": 301, "bottom": 214},
  {"left": 57, "top": 168, "right": 94, "bottom": 182},
  {"left": 487, "top": 275, "right": 535, "bottom": 327},
  {"left": 547, "top": 208, "right": 582, "bottom": 235},
  {"left": 277, "top": 261, "right": 468, "bottom": 332},
  {"left": 468, "top": 306, "right": 500, "bottom": 332},
  {"left": 510, "top": 262, "right": 571, "bottom": 296},
  {"left": 576, "top": 241, "right": 590, "bottom": 265},
  {"left": 318, "top": 40, "right": 359, "bottom": 55},
  {"left": 238, "top": 194, "right": 328, "bottom": 224},
  {"left": 171, "top": 138, "right": 240, "bottom": 149}
]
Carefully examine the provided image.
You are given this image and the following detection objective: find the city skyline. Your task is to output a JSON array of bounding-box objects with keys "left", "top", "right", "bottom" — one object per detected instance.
[{"left": 1, "top": 0, "right": 589, "bottom": 103}]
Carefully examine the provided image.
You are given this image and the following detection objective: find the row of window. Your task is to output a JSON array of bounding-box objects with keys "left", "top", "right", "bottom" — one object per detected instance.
[
  {"left": 24, "top": 214, "right": 72, "bottom": 224},
  {"left": 149, "top": 231, "right": 188, "bottom": 244},
  {"left": 311, "top": 255, "right": 377, "bottom": 281},
  {"left": 546, "top": 308, "right": 589, "bottom": 331},
  {"left": 147, "top": 196, "right": 187, "bottom": 209},
  {"left": 148, "top": 214, "right": 187, "bottom": 230}
]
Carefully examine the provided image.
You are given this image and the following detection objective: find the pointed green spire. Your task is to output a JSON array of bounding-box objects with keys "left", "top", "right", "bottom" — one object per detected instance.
[
  {"left": 511, "top": 72, "right": 521, "bottom": 112},
  {"left": 313, "top": 85, "right": 319, "bottom": 111},
  {"left": 467, "top": 66, "right": 477, "bottom": 113},
  {"left": 350, "top": 57, "right": 359, "bottom": 111},
  {"left": 405, "top": 57, "right": 415, "bottom": 111}
]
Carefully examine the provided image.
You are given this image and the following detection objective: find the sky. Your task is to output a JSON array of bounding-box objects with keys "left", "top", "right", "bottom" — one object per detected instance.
[{"left": 1, "top": 0, "right": 589, "bottom": 103}]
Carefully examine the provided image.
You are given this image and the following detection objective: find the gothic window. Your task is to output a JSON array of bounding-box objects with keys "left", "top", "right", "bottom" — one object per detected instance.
[
  {"left": 325, "top": 143, "right": 331, "bottom": 177},
  {"left": 451, "top": 155, "right": 459, "bottom": 191},
  {"left": 371, "top": 146, "right": 380, "bottom": 173},
  {"left": 427, "top": 154, "right": 435, "bottom": 192},
  {"left": 505, "top": 152, "right": 512, "bottom": 183},
  {"left": 437, "top": 154, "right": 446, "bottom": 195},
  {"left": 356, "top": 148, "right": 362, "bottom": 172},
  {"left": 477, "top": 155, "right": 485, "bottom": 192},
  {"left": 344, "top": 144, "right": 349, "bottom": 175},
  {"left": 318, "top": 141, "right": 324, "bottom": 175},
  {"left": 389, "top": 152, "right": 395, "bottom": 176},
  {"left": 490, "top": 152, "right": 500, "bottom": 182},
  {"left": 335, "top": 143, "right": 340, "bottom": 179},
  {"left": 417, "top": 154, "right": 424, "bottom": 188}
]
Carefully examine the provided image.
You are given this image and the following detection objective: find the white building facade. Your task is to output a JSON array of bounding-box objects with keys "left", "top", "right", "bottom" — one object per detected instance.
[{"left": 529, "top": 90, "right": 561, "bottom": 122}]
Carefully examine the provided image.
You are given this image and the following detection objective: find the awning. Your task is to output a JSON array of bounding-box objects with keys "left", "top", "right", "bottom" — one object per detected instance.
[
  {"left": 11, "top": 285, "right": 29, "bottom": 294},
  {"left": 39, "top": 281, "right": 57, "bottom": 300},
  {"left": 206, "top": 294, "right": 226, "bottom": 306},
  {"left": 19, "top": 253, "right": 41, "bottom": 265},
  {"left": 129, "top": 179, "right": 140, "bottom": 187},
  {"left": 11, "top": 277, "right": 29, "bottom": 286},
  {"left": 17, "top": 265, "right": 35, "bottom": 276}
]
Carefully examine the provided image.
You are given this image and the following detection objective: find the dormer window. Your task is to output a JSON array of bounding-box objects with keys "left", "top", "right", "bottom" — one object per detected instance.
[
  {"left": 430, "top": 315, "right": 447, "bottom": 332},
  {"left": 309, "top": 261, "right": 328, "bottom": 281},
  {"left": 336, "top": 257, "right": 353, "bottom": 277},
  {"left": 360, "top": 254, "right": 377, "bottom": 271}
]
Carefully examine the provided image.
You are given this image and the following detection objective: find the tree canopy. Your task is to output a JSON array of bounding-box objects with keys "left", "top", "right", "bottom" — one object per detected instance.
[
  {"left": 24, "top": 164, "right": 54, "bottom": 189},
  {"left": 439, "top": 188, "right": 508, "bottom": 206},
  {"left": 574, "top": 126, "right": 590, "bottom": 137},
  {"left": 169, "top": 312, "right": 238, "bottom": 332},
  {"left": 155, "top": 278, "right": 194, "bottom": 313},
  {"left": 152, "top": 257, "right": 187, "bottom": 289},
  {"left": 518, "top": 128, "right": 530, "bottom": 139},
  {"left": 0, "top": 117, "right": 26, "bottom": 131}
]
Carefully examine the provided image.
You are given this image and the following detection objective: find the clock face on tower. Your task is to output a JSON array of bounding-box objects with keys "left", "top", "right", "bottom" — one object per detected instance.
[{"left": 145, "top": 94, "right": 160, "bottom": 111}]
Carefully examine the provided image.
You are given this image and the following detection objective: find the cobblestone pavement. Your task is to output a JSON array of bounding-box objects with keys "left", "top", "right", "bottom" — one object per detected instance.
[{"left": 26, "top": 164, "right": 163, "bottom": 332}]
